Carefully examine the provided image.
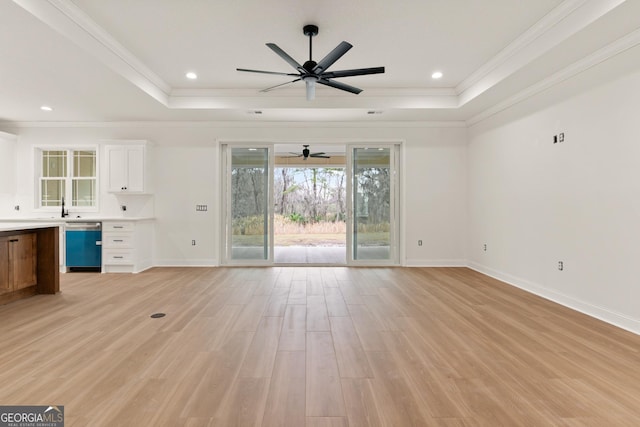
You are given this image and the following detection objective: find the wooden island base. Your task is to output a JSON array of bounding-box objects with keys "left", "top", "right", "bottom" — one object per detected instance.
[{"left": 0, "top": 225, "right": 59, "bottom": 305}]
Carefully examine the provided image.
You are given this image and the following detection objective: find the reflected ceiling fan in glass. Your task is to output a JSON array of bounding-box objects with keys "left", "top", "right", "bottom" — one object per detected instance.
[{"left": 284, "top": 145, "right": 331, "bottom": 160}]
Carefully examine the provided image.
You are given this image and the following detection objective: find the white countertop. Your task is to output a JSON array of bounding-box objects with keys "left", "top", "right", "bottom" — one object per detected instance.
[
  {"left": 0, "top": 217, "right": 154, "bottom": 223},
  {"left": 0, "top": 222, "right": 61, "bottom": 233}
]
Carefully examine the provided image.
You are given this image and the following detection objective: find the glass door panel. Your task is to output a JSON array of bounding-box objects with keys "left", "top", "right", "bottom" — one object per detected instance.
[
  {"left": 351, "top": 147, "right": 393, "bottom": 262},
  {"left": 229, "top": 147, "right": 270, "bottom": 261}
]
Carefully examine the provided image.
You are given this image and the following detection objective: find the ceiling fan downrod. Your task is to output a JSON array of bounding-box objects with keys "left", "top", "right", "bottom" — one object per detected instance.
[{"left": 303, "top": 25, "right": 318, "bottom": 72}]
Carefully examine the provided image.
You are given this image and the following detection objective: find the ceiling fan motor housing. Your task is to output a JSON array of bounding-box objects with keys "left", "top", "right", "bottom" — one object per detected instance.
[{"left": 303, "top": 25, "right": 319, "bottom": 37}]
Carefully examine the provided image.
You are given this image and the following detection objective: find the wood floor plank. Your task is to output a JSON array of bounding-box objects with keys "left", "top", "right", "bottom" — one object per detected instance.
[
  {"left": 329, "top": 316, "right": 373, "bottom": 378},
  {"left": 1, "top": 267, "right": 640, "bottom": 425},
  {"left": 231, "top": 295, "right": 270, "bottom": 332},
  {"left": 323, "top": 287, "right": 349, "bottom": 317},
  {"left": 239, "top": 316, "right": 284, "bottom": 378},
  {"left": 212, "top": 377, "right": 270, "bottom": 426},
  {"left": 306, "top": 295, "right": 330, "bottom": 332},
  {"left": 261, "top": 351, "right": 306, "bottom": 427},
  {"left": 306, "top": 416, "right": 348, "bottom": 427},
  {"left": 180, "top": 331, "right": 255, "bottom": 418},
  {"left": 366, "top": 350, "right": 430, "bottom": 425},
  {"left": 278, "top": 304, "right": 307, "bottom": 351},
  {"left": 288, "top": 280, "right": 307, "bottom": 305},
  {"left": 306, "top": 331, "right": 346, "bottom": 417},
  {"left": 346, "top": 304, "right": 387, "bottom": 352}
]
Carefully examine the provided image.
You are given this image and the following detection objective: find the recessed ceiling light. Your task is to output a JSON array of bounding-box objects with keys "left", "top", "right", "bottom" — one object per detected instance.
[
  {"left": 431, "top": 71, "right": 443, "bottom": 79},
  {"left": 40, "top": 105, "right": 53, "bottom": 111},
  {"left": 185, "top": 72, "right": 198, "bottom": 80}
]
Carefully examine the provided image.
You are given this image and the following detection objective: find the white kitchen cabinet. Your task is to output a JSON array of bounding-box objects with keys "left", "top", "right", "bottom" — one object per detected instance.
[
  {"left": 105, "top": 143, "right": 151, "bottom": 193},
  {"left": 102, "top": 220, "right": 153, "bottom": 273}
]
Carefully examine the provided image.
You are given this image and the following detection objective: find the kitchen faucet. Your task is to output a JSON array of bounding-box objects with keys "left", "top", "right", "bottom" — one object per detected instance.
[{"left": 61, "top": 197, "right": 69, "bottom": 218}]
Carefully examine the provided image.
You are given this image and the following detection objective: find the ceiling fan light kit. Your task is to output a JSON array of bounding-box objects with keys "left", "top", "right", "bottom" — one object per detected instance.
[{"left": 237, "top": 25, "right": 385, "bottom": 101}]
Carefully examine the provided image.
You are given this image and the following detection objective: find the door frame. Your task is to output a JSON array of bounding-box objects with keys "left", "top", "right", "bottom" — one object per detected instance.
[
  {"left": 219, "top": 140, "right": 402, "bottom": 266},
  {"left": 346, "top": 143, "right": 401, "bottom": 266},
  {"left": 220, "top": 143, "right": 275, "bottom": 266}
]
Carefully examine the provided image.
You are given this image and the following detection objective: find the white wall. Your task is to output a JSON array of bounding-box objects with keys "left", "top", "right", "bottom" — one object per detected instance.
[
  {"left": 3, "top": 123, "right": 468, "bottom": 267},
  {"left": 0, "top": 131, "right": 17, "bottom": 215},
  {"left": 467, "top": 67, "right": 640, "bottom": 334}
]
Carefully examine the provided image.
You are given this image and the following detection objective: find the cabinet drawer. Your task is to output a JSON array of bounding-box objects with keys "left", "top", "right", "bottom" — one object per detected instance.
[
  {"left": 103, "top": 222, "right": 134, "bottom": 232},
  {"left": 103, "top": 234, "right": 132, "bottom": 248},
  {"left": 103, "top": 249, "right": 133, "bottom": 265}
]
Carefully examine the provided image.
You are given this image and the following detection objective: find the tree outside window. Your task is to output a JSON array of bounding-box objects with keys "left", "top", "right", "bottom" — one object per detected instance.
[{"left": 40, "top": 149, "right": 97, "bottom": 208}]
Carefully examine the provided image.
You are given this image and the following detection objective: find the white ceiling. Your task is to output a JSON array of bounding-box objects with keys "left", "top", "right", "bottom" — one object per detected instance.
[{"left": 1, "top": 0, "right": 639, "bottom": 125}]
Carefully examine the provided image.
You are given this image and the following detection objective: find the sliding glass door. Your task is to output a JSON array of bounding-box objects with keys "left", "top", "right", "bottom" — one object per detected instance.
[
  {"left": 224, "top": 146, "right": 272, "bottom": 263},
  {"left": 348, "top": 145, "right": 399, "bottom": 264},
  {"left": 221, "top": 143, "right": 399, "bottom": 266}
]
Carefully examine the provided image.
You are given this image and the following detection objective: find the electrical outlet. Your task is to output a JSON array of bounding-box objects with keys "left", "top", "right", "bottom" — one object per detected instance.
[
  {"left": 14, "top": 205, "right": 19, "bottom": 211},
  {"left": 558, "top": 261, "right": 564, "bottom": 271},
  {"left": 192, "top": 240, "right": 196, "bottom": 246},
  {"left": 121, "top": 205, "right": 127, "bottom": 211},
  {"left": 196, "top": 204, "right": 208, "bottom": 212},
  {"left": 418, "top": 240, "right": 422, "bottom": 246},
  {"left": 483, "top": 244, "right": 487, "bottom": 252},
  {"left": 553, "top": 135, "right": 558, "bottom": 144},
  {"left": 559, "top": 132, "right": 565, "bottom": 142}
]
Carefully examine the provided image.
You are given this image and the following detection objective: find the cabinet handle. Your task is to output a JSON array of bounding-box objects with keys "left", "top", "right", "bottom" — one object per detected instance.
[
  {"left": 113, "top": 239, "right": 124, "bottom": 242},
  {"left": 113, "top": 226, "right": 124, "bottom": 229},
  {"left": 114, "top": 256, "right": 124, "bottom": 259},
  {"left": 9, "top": 239, "right": 18, "bottom": 242}
]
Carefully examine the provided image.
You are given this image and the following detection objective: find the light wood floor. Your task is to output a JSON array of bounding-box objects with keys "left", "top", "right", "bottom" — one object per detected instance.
[{"left": 1, "top": 267, "right": 640, "bottom": 426}]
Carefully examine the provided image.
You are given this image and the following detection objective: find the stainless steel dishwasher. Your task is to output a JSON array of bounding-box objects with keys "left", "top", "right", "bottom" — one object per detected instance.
[{"left": 65, "top": 222, "right": 102, "bottom": 271}]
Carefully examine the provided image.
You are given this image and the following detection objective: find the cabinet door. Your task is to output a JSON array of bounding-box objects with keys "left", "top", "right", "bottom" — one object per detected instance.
[
  {"left": 12, "top": 233, "right": 37, "bottom": 290},
  {"left": 125, "top": 146, "right": 145, "bottom": 192},
  {"left": 0, "top": 237, "right": 10, "bottom": 294},
  {"left": 107, "top": 147, "right": 128, "bottom": 192}
]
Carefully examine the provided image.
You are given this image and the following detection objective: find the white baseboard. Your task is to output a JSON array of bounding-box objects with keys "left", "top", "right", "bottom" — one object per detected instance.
[
  {"left": 404, "top": 258, "right": 467, "bottom": 267},
  {"left": 153, "top": 259, "right": 219, "bottom": 267},
  {"left": 467, "top": 261, "right": 640, "bottom": 335}
]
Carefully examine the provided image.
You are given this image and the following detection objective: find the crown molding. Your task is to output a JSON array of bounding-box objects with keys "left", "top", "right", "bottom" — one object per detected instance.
[
  {"left": 168, "top": 89, "right": 460, "bottom": 110},
  {"left": 456, "top": 0, "right": 587, "bottom": 95},
  {"left": 0, "top": 130, "right": 18, "bottom": 140},
  {"left": 0, "top": 120, "right": 467, "bottom": 129},
  {"left": 466, "top": 26, "right": 640, "bottom": 126},
  {"left": 457, "top": 0, "right": 626, "bottom": 106},
  {"left": 12, "top": 0, "right": 170, "bottom": 105},
  {"left": 8, "top": 0, "right": 633, "bottom": 123}
]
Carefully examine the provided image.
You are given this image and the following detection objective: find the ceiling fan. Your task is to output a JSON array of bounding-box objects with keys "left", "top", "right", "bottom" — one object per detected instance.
[
  {"left": 237, "top": 24, "right": 385, "bottom": 101},
  {"left": 286, "top": 145, "right": 330, "bottom": 160}
]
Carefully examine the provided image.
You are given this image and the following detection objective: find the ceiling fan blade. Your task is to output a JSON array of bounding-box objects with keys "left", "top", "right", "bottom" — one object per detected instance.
[
  {"left": 310, "top": 154, "right": 330, "bottom": 158},
  {"left": 260, "top": 78, "right": 302, "bottom": 93},
  {"left": 322, "top": 67, "right": 385, "bottom": 79},
  {"left": 312, "top": 41, "right": 352, "bottom": 74},
  {"left": 237, "top": 68, "right": 299, "bottom": 77},
  {"left": 317, "top": 78, "right": 362, "bottom": 95},
  {"left": 266, "top": 43, "right": 305, "bottom": 73}
]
